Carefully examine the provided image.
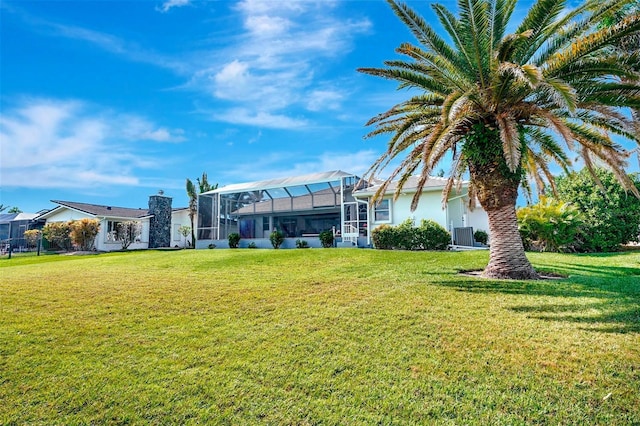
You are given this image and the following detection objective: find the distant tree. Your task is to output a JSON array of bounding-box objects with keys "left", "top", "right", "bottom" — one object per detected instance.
[
  {"left": 115, "top": 221, "right": 142, "bottom": 249},
  {"left": 186, "top": 178, "right": 198, "bottom": 247},
  {"left": 186, "top": 172, "right": 219, "bottom": 246},
  {"left": 42, "top": 222, "right": 73, "bottom": 251},
  {"left": 69, "top": 219, "right": 101, "bottom": 251},
  {"left": 555, "top": 168, "right": 640, "bottom": 252},
  {"left": 197, "top": 172, "right": 217, "bottom": 193},
  {"left": 0, "top": 205, "right": 7, "bottom": 213},
  {"left": 178, "top": 225, "right": 191, "bottom": 248},
  {"left": 8, "top": 207, "right": 22, "bottom": 214}
]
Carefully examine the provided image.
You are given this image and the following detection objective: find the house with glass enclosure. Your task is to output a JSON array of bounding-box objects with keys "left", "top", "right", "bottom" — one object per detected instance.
[
  {"left": 196, "top": 170, "right": 490, "bottom": 249},
  {"left": 196, "top": 171, "right": 368, "bottom": 249}
]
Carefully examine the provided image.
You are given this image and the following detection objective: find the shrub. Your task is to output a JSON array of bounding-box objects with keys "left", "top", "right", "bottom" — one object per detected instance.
[
  {"left": 208, "top": 243, "right": 216, "bottom": 249},
  {"left": 474, "top": 229, "right": 488, "bottom": 246},
  {"left": 394, "top": 219, "right": 416, "bottom": 250},
  {"left": 43, "top": 222, "right": 73, "bottom": 251},
  {"left": 69, "top": 219, "right": 101, "bottom": 251},
  {"left": 415, "top": 219, "right": 451, "bottom": 250},
  {"left": 371, "top": 220, "right": 450, "bottom": 251},
  {"left": 23, "top": 230, "right": 42, "bottom": 249},
  {"left": 319, "top": 230, "right": 334, "bottom": 248},
  {"left": 295, "top": 239, "right": 309, "bottom": 248},
  {"left": 178, "top": 225, "right": 191, "bottom": 248},
  {"left": 247, "top": 242, "right": 257, "bottom": 249},
  {"left": 270, "top": 230, "right": 285, "bottom": 249},
  {"left": 555, "top": 168, "right": 640, "bottom": 252},
  {"left": 371, "top": 224, "right": 396, "bottom": 250},
  {"left": 517, "top": 196, "right": 583, "bottom": 252},
  {"left": 116, "top": 221, "right": 142, "bottom": 249},
  {"left": 228, "top": 232, "right": 240, "bottom": 249}
]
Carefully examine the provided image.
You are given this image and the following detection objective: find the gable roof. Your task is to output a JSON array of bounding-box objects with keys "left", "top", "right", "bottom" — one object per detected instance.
[{"left": 39, "top": 200, "right": 153, "bottom": 220}]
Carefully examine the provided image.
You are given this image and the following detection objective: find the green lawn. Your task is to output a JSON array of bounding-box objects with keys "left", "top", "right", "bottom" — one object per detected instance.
[{"left": 1, "top": 249, "right": 639, "bottom": 425}]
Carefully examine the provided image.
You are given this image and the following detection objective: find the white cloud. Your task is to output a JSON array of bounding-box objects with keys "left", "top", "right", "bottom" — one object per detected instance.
[
  {"left": 306, "top": 89, "right": 343, "bottom": 112},
  {"left": 0, "top": 98, "right": 185, "bottom": 189},
  {"left": 220, "top": 149, "right": 379, "bottom": 183},
  {"left": 15, "top": 11, "right": 187, "bottom": 73},
  {"left": 244, "top": 15, "right": 292, "bottom": 36},
  {"left": 118, "top": 116, "right": 186, "bottom": 142},
  {"left": 10, "top": 1, "right": 372, "bottom": 130},
  {"left": 156, "top": 0, "right": 191, "bottom": 13},
  {"left": 213, "top": 108, "right": 308, "bottom": 129},
  {"left": 191, "top": 0, "right": 372, "bottom": 127},
  {"left": 248, "top": 130, "right": 262, "bottom": 144}
]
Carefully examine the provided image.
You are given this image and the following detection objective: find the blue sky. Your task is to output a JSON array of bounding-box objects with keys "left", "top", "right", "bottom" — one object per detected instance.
[{"left": 1, "top": 0, "right": 637, "bottom": 214}]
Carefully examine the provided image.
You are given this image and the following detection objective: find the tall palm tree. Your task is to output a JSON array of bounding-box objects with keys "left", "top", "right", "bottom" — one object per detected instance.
[
  {"left": 186, "top": 172, "right": 218, "bottom": 247},
  {"left": 186, "top": 178, "right": 198, "bottom": 247},
  {"left": 197, "top": 172, "right": 217, "bottom": 193},
  {"left": 359, "top": 0, "right": 640, "bottom": 279}
]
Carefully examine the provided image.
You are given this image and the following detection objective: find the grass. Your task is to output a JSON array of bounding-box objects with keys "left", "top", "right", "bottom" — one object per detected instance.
[{"left": 1, "top": 249, "right": 639, "bottom": 425}]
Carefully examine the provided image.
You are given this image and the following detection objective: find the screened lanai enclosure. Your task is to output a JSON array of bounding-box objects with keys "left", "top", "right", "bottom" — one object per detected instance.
[{"left": 196, "top": 171, "right": 370, "bottom": 249}]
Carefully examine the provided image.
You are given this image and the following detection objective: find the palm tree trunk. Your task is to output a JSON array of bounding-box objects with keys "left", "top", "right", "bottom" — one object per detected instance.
[
  {"left": 471, "top": 163, "right": 539, "bottom": 280},
  {"left": 189, "top": 213, "right": 196, "bottom": 248},
  {"left": 483, "top": 203, "right": 538, "bottom": 279}
]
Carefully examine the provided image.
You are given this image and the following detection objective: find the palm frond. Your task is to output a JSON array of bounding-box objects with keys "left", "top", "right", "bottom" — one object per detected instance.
[
  {"left": 496, "top": 112, "right": 521, "bottom": 171},
  {"left": 357, "top": 67, "right": 452, "bottom": 96}
]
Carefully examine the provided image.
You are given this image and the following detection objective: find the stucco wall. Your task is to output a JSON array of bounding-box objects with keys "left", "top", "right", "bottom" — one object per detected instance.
[
  {"left": 171, "top": 209, "right": 192, "bottom": 247},
  {"left": 368, "top": 190, "right": 490, "bottom": 244},
  {"left": 372, "top": 191, "right": 447, "bottom": 228}
]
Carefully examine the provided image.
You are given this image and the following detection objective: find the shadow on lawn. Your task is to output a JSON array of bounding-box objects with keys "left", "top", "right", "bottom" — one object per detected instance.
[{"left": 435, "top": 261, "right": 639, "bottom": 334}]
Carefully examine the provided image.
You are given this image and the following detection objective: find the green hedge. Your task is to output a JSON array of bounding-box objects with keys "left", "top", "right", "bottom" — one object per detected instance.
[{"left": 371, "top": 219, "right": 450, "bottom": 251}]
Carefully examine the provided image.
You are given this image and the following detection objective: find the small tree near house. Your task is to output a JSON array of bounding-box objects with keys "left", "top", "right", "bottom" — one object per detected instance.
[
  {"left": 42, "top": 222, "right": 73, "bottom": 251},
  {"left": 178, "top": 225, "right": 191, "bottom": 248},
  {"left": 24, "top": 230, "right": 42, "bottom": 250},
  {"left": 69, "top": 219, "right": 101, "bottom": 251},
  {"left": 116, "top": 221, "right": 142, "bottom": 249}
]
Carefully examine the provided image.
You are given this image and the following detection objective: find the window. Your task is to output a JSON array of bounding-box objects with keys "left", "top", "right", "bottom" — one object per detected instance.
[
  {"left": 374, "top": 199, "right": 390, "bottom": 222},
  {"left": 106, "top": 221, "right": 122, "bottom": 242}
]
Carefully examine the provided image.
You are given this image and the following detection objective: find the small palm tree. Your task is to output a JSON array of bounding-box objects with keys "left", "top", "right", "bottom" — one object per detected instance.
[
  {"left": 197, "top": 172, "right": 217, "bottom": 193},
  {"left": 359, "top": 0, "right": 640, "bottom": 279},
  {"left": 186, "top": 172, "right": 218, "bottom": 247},
  {"left": 186, "top": 178, "right": 198, "bottom": 247}
]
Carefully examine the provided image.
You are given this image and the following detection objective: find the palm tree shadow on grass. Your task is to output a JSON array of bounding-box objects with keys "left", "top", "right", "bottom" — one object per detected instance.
[{"left": 434, "top": 262, "right": 640, "bottom": 334}]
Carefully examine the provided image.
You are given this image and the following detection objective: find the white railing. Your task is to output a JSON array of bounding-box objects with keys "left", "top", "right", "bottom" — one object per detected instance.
[{"left": 342, "top": 224, "right": 359, "bottom": 245}]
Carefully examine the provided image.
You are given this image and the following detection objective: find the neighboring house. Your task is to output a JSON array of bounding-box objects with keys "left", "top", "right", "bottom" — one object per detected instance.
[
  {"left": 0, "top": 212, "right": 46, "bottom": 252},
  {"left": 195, "top": 170, "right": 490, "bottom": 249},
  {"left": 36, "top": 194, "right": 192, "bottom": 251}
]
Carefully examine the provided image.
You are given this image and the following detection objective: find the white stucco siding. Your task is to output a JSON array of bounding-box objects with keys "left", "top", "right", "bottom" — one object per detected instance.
[
  {"left": 367, "top": 189, "right": 490, "bottom": 246},
  {"left": 171, "top": 210, "right": 192, "bottom": 246},
  {"left": 44, "top": 209, "right": 92, "bottom": 223},
  {"left": 466, "top": 205, "right": 490, "bottom": 239},
  {"left": 387, "top": 191, "right": 447, "bottom": 228}
]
